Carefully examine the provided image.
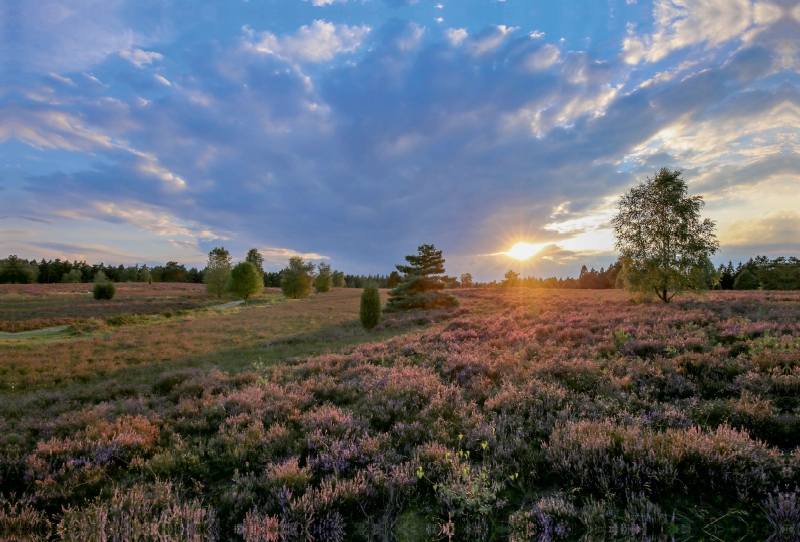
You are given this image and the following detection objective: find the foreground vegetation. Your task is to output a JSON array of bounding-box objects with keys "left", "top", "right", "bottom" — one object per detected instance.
[{"left": 2, "top": 288, "right": 799, "bottom": 540}]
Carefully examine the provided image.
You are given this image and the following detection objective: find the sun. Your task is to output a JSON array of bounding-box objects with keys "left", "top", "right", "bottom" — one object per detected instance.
[{"left": 506, "top": 242, "right": 546, "bottom": 260}]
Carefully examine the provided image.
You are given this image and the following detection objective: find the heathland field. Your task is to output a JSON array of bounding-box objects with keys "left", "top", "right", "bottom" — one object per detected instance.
[{"left": 2, "top": 288, "right": 800, "bottom": 541}]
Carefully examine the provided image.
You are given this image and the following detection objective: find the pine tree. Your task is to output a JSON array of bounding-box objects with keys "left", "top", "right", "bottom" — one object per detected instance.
[
  {"left": 360, "top": 283, "right": 381, "bottom": 330},
  {"left": 385, "top": 244, "right": 459, "bottom": 312}
]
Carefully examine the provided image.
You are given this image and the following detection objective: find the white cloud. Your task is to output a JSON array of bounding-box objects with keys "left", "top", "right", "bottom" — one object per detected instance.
[
  {"left": 57, "top": 201, "right": 219, "bottom": 242},
  {"left": 525, "top": 44, "right": 560, "bottom": 71},
  {"left": 48, "top": 73, "right": 76, "bottom": 86},
  {"left": 468, "top": 25, "right": 516, "bottom": 56},
  {"left": 628, "top": 0, "right": 754, "bottom": 63},
  {"left": 154, "top": 75, "right": 172, "bottom": 86},
  {"left": 120, "top": 48, "right": 163, "bottom": 67},
  {"left": 303, "top": 0, "right": 347, "bottom": 5},
  {"left": 446, "top": 28, "right": 467, "bottom": 46},
  {"left": 259, "top": 246, "right": 329, "bottom": 265},
  {"left": 722, "top": 210, "right": 800, "bottom": 246},
  {"left": 249, "top": 20, "right": 370, "bottom": 63}
]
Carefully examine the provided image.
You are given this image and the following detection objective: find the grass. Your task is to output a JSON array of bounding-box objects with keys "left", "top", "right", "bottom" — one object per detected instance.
[
  {"left": 0, "top": 282, "right": 226, "bottom": 332},
  {"left": 0, "top": 288, "right": 423, "bottom": 393}
]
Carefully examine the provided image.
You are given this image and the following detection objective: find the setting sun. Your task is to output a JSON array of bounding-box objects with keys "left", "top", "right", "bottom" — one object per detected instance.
[{"left": 506, "top": 242, "right": 547, "bottom": 260}]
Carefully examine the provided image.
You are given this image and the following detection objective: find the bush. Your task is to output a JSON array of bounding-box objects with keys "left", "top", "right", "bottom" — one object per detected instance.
[
  {"left": 360, "top": 283, "right": 381, "bottom": 330},
  {"left": 93, "top": 281, "right": 115, "bottom": 300}
]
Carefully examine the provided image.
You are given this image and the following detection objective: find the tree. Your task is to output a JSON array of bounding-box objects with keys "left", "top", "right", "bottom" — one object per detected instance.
[
  {"left": 733, "top": 269, "right": 759, "bottom": 290},
  {"left": 138, "top": 265, "right": 151, "bottom": 283},
  {"left": 0, "top": 255, "right": 36, "bottom": 284},
  {"left": 386, "top": 271, "right": 401, "bottom": 289},
  {"left": 385, "top": 244, "right": 459, "bottom": 312},
  {"left": 204, "top": 247, "right": 233, "bottom": 298},
  {"left": 228, "top": 262, "right": 264, "bottom": 305},
  {"left": 331, "top": 270, "right": 345, "bottom": 288},
  {"left": 163, "top": 261, "right": 188, "bottom": 282},
  {"left": 61, "top": 269, "right": 82, "bottom": 283},
  {"left": 460, "top": 273, "right": 473, "bottom": 288},
  {"left": 93, "top": 270, "right": 109, "bottom": 283},
  {"left": 612, "top": 168, "right": 719, "bottom": 303},
  {"left": 245, "top": 249, "right": 265, "bottom": 276},
  {"left": 360, "top": 283, "right": 382, "bottom": 330},
  {"left": 281, "top": 256, "right": 315, "bottom": 299},
  {"left": 314, "top": 262, "right": 333, "bottom": 293},
  {"left": 502, "top": 270, "right": 520, "bottom": 287}
]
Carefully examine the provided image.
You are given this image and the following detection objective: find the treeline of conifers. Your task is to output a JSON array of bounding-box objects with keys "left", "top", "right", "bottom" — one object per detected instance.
[{"left": 1, "top": 254, "right": 799, "bottom": 290}]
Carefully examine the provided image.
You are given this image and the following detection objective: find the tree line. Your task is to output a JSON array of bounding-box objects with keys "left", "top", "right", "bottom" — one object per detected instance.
[{"left": 3, "top": 251, "right": 799, "bottom": 291}]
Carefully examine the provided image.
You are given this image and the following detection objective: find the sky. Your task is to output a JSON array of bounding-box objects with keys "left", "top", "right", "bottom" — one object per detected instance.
[{"left": 1, "top": 0, "right": 798, "bottom": 280}]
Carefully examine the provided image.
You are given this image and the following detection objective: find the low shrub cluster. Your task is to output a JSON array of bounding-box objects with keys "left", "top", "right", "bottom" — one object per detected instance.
[{"left": 1, "top": 290, "right": 799, "bottom": 540}]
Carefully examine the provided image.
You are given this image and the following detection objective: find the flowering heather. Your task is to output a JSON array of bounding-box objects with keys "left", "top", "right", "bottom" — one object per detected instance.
[{"left": 1, "top": 289, "right": 799, "bottom": 540}]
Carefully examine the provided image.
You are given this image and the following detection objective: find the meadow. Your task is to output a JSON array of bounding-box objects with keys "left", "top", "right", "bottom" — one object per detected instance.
[
  {"left": 1, "top": 287, "right": 799, "bottom": 541},
  {"left": 0, "top": 283, "right": 222, "bottom": 333}
]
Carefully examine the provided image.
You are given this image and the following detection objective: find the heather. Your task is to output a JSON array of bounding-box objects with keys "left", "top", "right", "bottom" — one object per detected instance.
[{"left": 1, "top": 290, "right": 799, "bottom": 540}]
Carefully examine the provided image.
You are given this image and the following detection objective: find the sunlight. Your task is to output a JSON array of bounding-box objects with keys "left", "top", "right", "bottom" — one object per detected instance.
[{"left": 506, "top": 242, "right": 546, "bottom": 260}]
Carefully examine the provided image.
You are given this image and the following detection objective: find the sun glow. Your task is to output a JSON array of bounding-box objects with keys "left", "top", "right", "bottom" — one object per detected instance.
[{"left": 506, "top": 242, "right": 546, "bottom": 260}]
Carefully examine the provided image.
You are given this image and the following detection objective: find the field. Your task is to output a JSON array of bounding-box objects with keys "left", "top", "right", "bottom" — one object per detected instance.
[
  {"left": 1, "top": 287, "right": 800, "bottom": 541},
  {"left": 0, "top": 283, "right": 224, "bottom": 332}
]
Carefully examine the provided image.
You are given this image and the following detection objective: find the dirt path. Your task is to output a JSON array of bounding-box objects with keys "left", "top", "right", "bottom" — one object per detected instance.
[
  {"left": 0, "top": 300, "right": 246, "bottom": 339},
  {"left": 0, "top": 326, "right": 71, "bottom": 339},
  {"left": 212, "top": 300, "right": 245, "bottom": 309}
]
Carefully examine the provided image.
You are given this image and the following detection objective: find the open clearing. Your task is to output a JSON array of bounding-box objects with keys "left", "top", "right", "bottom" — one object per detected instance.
[
  {"left": 1, "top": 287, "right": 799, "bottom": 541},
  {"left": 0, "top": 282, "right": 227, "bottom": 332}
]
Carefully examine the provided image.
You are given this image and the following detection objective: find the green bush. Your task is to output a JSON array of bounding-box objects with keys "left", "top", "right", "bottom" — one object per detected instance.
[
  {"left": 360, "top": 283, "right": 381, "bottom": 330},
  {"left": 93, "top": 281, "right": 115, "bottom": 300}
]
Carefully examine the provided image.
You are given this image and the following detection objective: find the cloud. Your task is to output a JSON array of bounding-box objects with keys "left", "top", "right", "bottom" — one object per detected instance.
[
  {"left": 627, "top": 0, "right": 754, "bottom": 64},
  {"left": 120, "top": 49, "right": 163, "bottom": 67},
  {"left": 259, "top": 247, "right": 330, "bottom": 266},
  {"left": 468, "top": 25, "right": 516, "bottom": 56},
  {"left": 304, "top": 0, "right": 347, "bottom": 5},
  {"left": 248, "top": 20, "right": 371, "bottom": 64},
  {"left": 446, "top": 28, "right": 467, "bottom": 46},
  {"left": 525, "top": 44, "right": 560, "bottom": 71},
  {"left": 723, "top": 211, "right": 800, "bottom": 246}
]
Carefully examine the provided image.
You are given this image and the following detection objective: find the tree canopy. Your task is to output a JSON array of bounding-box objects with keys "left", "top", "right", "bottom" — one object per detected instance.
[
  {"left": 314, "top": 262, "right": 333, "bottom": 293},
  {"left": 228, "top": 261, "right": 264, "bottom": 305},
  {"left": 204, "top": 247, "right": 233, "bottom": 298},
  {"left": 281, "top": 256, "right": 316, "bottom": 299},
  {"left": 385, "top": 244, "right": 458, "bottom": 311},
  {"left": 612, "top": 168, "right": 719, "bottom": 303}
]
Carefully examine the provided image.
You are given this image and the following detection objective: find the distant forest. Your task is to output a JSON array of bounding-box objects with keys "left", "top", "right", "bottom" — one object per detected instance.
[{"left": 1, "top": 254, "right": 799, "bottom": 290}]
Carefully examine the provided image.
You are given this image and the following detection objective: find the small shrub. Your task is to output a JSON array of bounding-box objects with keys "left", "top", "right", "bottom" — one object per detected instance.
[
  {"left": 93, "top": 281, "right": 115, "bottom": 300},
  {"left": 360, "top": 283, "right": 381, "bottom": 330}
]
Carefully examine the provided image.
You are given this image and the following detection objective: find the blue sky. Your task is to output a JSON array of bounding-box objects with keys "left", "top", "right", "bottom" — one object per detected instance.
[{"left": 1, "top": 0, "right": 798, "bottom": 280}]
